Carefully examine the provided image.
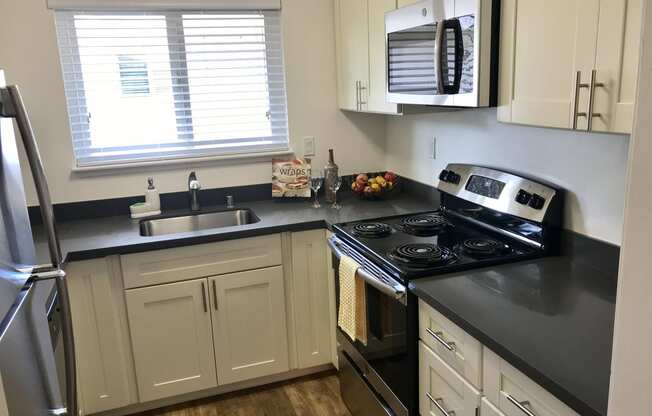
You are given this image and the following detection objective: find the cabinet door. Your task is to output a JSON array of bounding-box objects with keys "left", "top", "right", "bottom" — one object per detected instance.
[
  {"left": 591, "top": 0, "right": 643, "bottom": 134},
  {"left": 66, "top": 258, "right": 137, "bottom": 414},
  {"left": 498, "top": 0, "right": 599, "bottom": 129},
  {"left": 397, "top": 0, "right": 419, "bottom": 6},
  {"left": 419, "top": 342, "right": 481, "bottom": 416},
  {"left": 125, "top": 279, "right": 217, "bottom": 402},
  {"left": 368, "top": 0, "right": 401, "bottom": 114},
  {"left": 290, "top": 230, "right": 332, "bottom": 368},
  {"left": 335, "top": 0, "right": 370, "bottom": 111},
  {"left": 210, "top": 266, "right": 289, "bottom": 385}
]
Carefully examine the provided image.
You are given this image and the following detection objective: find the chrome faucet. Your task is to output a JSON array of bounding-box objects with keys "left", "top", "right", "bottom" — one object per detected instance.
[{"left": 188, "top": 171, "right": 201, "bottom": 211}]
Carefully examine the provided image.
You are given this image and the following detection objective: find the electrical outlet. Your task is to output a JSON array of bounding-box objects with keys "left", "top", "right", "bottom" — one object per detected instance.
[
  {"left": 303, "top": 136, "right": 316, "bottom": 157},
  {"left": 432, "top": 136, "right": 437, "bottom": 159}
]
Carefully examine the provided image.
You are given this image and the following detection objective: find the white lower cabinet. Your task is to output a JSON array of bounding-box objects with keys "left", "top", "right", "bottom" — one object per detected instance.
[
  {"left": 210, "top": 266, "right": 289, "bottom": 384},
  {"left": 125, "top": 279, "right": 218, "bottom": 402},
  {"left": 481, "top": 397, "right": 507, "bottom": 416},
  {"left": 483, "top": 348, "right": 579, "bottom": 416},
  {"left": 419, "top": 341, "right": 481, "bottom": 416},
  {"left": 290, "top": 230, "right": 332, "bottom": 368},
  {"left": 68, "top": 232, "right": 334, "bottom": 412},
  {"left": 419, "top": 299, "right": 482, "bottom": 389},
  {"left": 66, "top": 257, "right": 137, "bottom": 414}
]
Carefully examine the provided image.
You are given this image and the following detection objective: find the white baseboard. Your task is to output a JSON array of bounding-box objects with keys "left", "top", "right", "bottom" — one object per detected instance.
[{"left": 92, "top": 364, "right": 335, "bottom": 416}]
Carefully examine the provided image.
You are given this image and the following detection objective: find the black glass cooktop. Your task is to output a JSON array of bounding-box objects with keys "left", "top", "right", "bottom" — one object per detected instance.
[{"left": 333, "top": 211, "right": 539, "bottom": 282}]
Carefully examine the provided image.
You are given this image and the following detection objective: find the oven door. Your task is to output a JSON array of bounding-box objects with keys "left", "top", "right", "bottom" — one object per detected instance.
[
  {"left": 328, "top": 236, "right": 409, "bottom": 416},
  {"left": 385, "top": 0, "right": 484, "bottom": 107}
]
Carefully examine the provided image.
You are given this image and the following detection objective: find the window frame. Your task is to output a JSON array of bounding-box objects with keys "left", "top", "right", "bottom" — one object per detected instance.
[{"left": 56, "top": 9, "right": 291, "bottom": 170}]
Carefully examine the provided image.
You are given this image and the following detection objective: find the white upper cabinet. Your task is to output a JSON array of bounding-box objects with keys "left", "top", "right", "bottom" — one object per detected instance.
[
  {"left": 498, "top": 0, "right": 642, "bottom": 134},
  {"left": 591, "top": 0, "right": 643, "bottom": 133},
  {"left": 335, "top": 0, "right": 401, "bottom": 114},
  {"left": 210, "top": 266, "right": 290, "bottom": 385},
  {"left": 335, "top": 0, "right": 370, "bottom": 112},
  {"left": 126, "top": 279, "right": 218, "bottom": 402}
]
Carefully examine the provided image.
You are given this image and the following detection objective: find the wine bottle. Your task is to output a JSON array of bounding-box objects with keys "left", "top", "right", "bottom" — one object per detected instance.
[{"left": 323, "top": 149, "right": 339, "bottom": 203}]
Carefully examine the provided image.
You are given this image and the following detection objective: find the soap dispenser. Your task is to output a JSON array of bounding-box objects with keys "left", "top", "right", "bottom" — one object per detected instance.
[
  {"left": 146, "top": 177, "right": 161, "bottom": 212},
  {"left": 129, "top": 177, "right": 162, "bottom": 219}
]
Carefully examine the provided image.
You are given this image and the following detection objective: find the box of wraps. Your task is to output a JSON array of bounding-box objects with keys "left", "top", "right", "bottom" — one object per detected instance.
[{"left": 272, "top": 158, "right": 311, "bottom": 198}]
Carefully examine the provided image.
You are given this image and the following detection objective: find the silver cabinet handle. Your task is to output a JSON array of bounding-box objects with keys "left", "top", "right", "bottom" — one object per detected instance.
[
  {"left": 359, "top": 82, "right": 367, "bottom": 107},
  {"left": 201, "top": 281, "right": 208, "bottom": 313},
  {"left": 355, "top": 80, "right": 360, "bottom": 111},
  {"left": 587, "top": 69, "right": 605, "bottom": 131},
  {"left": 426, "top": 393, "right": 456, "bottom": 416},
  {"left": 503, "top": 392, "right": 536, "bottom": 416},
  {"left": 572, "top": 71, "right": 589, "bottom": 129},
  {"left": 426, "top": 327, "right": 456, "bottom": 352},
  {"left": 212, "top": 280, "right": 218, "bottom": 310}
]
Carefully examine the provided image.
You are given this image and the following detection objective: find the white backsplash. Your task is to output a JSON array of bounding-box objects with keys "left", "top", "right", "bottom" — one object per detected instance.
[{"left": 386, "top": 108, "right": 629, "bottom": 245}]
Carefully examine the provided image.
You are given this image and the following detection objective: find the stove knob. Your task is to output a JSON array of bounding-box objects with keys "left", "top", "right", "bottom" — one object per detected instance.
[
  {"left": 438, "top": 170, "right": 450, "bottom": 181},
  {"left": 529, "top": 193, "right": 546, "bottom": 210},
  {"left": 446, "top": 170, "right": 461, "bottom": 184},
  {"left": 515, "top": 189, "right": 532, "bottom": 205}
]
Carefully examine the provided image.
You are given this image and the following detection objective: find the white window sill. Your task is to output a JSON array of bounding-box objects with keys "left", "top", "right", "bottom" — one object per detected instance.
[{"left": 71, "top": 149, "right": 294, "bottom": 174}]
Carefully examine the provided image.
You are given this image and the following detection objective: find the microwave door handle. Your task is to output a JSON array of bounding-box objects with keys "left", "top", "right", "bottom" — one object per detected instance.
[
  {"left": 4, "top": 86, "right": 78, "bottom": 416},
  {"left": 436, "top": 19, "right": 463, "bottom": 95},
  {"left": 433, "top": 20, "right": 445, "bottom": 94},
  {"left": 4, "top": 86, "right": 62, "bottom": 268},
  {"left": 450, "top": 18, "right": 464, "bottom": 94}
]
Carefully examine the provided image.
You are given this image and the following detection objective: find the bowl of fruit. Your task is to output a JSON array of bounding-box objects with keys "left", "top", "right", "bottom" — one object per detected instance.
[{"left": 351, "top": 171, "right": 399, "bottom": 200}]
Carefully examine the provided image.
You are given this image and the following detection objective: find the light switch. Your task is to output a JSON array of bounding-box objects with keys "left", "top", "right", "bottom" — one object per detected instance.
[{"left": 304, "top": 136, "right": 316, "bottom": 157}]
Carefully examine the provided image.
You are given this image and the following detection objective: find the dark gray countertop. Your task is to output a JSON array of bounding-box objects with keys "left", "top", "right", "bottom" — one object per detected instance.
[
  {"left": 410, "top": 232, "right": 618, "bottom": 416},
  {"left": 34, "top": 194, "right": 434, "bottom": 263},
  {"left": 36, "top": 190, "right": 618, "bottom": 416}
]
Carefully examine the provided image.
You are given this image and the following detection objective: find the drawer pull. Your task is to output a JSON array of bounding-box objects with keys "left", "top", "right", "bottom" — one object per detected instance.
[
  {"left": 200, "top": 281, "right": 208, "bottom": 313},
  {"left": 212, "top": 280, "right": 219, "bottom": 310},
  {"left": 504, "top": 392, "right": 536, "bottom": 416},
  {"left": 426, "top": 393, "right": 456, "bottom": 416},
  {"left": 426, "top": 327, "right": 457, "bottom": 352}
]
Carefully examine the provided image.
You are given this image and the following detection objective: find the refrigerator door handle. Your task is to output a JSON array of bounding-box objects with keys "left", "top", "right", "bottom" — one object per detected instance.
[
  {"left": 4, "top": 86, "right": 62, "bottom": 268},
  {"left": 2, "top": 86, "right": 77, "bottom": 416}
]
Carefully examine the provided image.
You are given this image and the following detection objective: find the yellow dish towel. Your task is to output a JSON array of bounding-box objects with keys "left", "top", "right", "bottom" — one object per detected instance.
[{"left": 338, "top": 255, "right": 368, "bottom": 345}]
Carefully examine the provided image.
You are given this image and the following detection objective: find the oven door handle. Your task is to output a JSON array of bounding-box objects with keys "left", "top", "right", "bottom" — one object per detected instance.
[{"left": 328, "top": 237, "right": 407, "bottom": 304}]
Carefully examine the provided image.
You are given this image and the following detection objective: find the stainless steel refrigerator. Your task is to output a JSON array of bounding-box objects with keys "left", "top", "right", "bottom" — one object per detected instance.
[{"left": 0, "top": 70, "right": 77, "bottom": 415}]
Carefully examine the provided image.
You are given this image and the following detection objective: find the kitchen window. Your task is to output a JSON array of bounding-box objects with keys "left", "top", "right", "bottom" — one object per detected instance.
[{"left": 53, "top": 8, "right": 289, "bottom": 168}]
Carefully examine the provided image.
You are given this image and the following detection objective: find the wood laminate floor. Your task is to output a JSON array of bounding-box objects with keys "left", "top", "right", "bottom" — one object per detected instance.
[{"left": 136, "top": 373, "right": 352, "bottom": 416}]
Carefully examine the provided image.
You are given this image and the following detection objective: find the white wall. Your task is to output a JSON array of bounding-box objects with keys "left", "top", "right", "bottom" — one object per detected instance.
[
  {"left": 0, "top": 0, "right": 386, "bottom": 205},
  {"left": 386, "top": 109, "right": 629, "bottom": 244}
]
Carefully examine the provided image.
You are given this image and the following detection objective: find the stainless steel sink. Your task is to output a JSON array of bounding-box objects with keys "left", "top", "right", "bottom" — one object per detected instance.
[{"left": 139, "top": 209, "right": 259, "bottom": 237}]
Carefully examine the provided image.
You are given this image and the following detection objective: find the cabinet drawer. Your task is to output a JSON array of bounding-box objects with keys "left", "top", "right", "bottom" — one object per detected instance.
[
  {"left": 419, "top": 341, "right": 481, "bottom": 416},
  {"left": 482, "top": 397, "right": 507, "bottom": 416},
  {"left": 121, "top": 234, "right": 282, "bottom": 289},
  {"left": 418, "top": 299, "right": 483, "bottom": 389},
  {"left": 483, "top": 348, "right": 580, "bottom": 416}
]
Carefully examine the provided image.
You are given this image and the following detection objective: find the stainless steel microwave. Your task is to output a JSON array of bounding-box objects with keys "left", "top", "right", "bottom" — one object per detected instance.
[{"left": 385, "top": 0, "right": 499, "bottom": 107}]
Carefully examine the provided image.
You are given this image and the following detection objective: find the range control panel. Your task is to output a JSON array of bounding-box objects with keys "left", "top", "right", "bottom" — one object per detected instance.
[{"left": 437, "top": 164, "right": 558, "bottom": 224}]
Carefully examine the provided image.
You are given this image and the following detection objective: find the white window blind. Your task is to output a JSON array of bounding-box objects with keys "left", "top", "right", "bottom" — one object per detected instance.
[{"left": 55, "top": 10, "right": 289, "bottom": 167}]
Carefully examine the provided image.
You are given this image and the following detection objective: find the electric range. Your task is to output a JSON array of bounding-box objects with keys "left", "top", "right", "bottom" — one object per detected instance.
[{"left": 328, "top": 164, "right": 563, "bottom": 416}]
